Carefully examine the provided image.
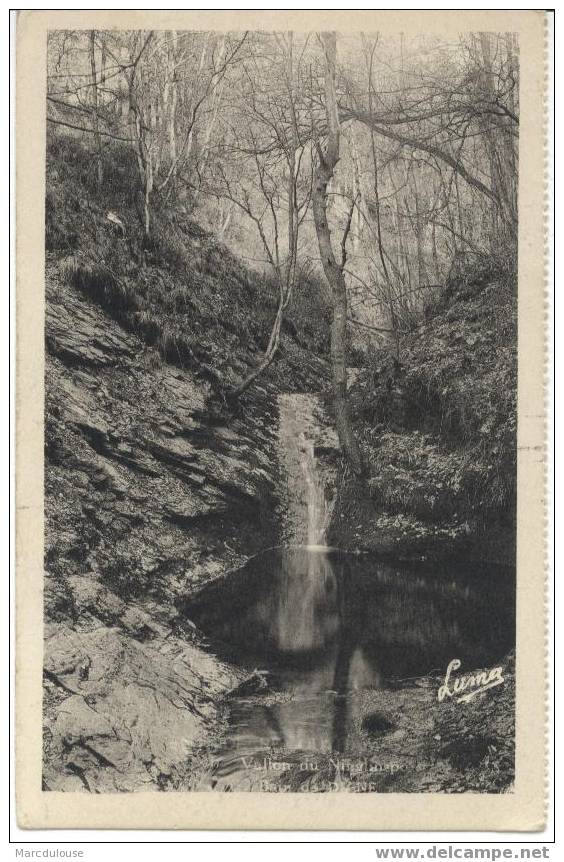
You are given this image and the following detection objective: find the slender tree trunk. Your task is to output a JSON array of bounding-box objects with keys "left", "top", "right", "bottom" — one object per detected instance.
[
  {"left": 373, "top": 158, "right": 400, "bottom": 358},
  {"left": 133, "top": 104, "right": 153, "bottom": 240},
  {"left": 229, "top": 34, "right": 300, "bottom": 400},
  {"left": 477, "top": 33, "right": 517, "bottom": 244},
  {"left": 100, "top": 41, "right": 107, "bottom": 85},
  {"left": 217, "top": 200, "right": 232, "bottom": 240},
  {"left": 229, "top": 297, "right": 285, "bottom": 398},
  {"left": 184, "top": 33, "right": 213, "bottom": 169},
  {"left": 169, "top": 31, "right": 178, "bottom": 166},
  {"left": 312, "top": 32, "right": 363, "bottom": 475},
  {"left": 431, "top": 220, "right": 441, "bottom": 283},
  {"left": 89, "top": 31, "right": 103, "bottom": 185},
  {"left": 193, "top": 36, "right": 227, "bottom": 206},
  {"left": 143, "top": 159, "right": 153, "bottom": 239},
  {"left": 412, "top": 171, "right": 428, "bottom": 290},
  {"left": 365, "top": 44, "right": 400, "bottom": 359},
  {"left": 129, "top": 93, "right": 152, "bottom": 240},
  {"left": 349, "top": 136, "right": 362, "bottom": 252},
  {"left": 504, "top": 34, "right": 519, "bottom": 224}
]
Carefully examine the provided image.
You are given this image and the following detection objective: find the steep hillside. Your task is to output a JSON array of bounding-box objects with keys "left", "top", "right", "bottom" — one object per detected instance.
[
  {"left": 43, "top": 133, "right": 330, "bottom": 791},
  {"left": 330, "top": 257, "right": 517, "bottom": 564},
  {"left": 46, "top": 132, "right": 330, "bottom": 394}
]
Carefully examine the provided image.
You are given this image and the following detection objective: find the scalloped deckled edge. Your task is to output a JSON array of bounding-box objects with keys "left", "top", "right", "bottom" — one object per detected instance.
[{"left": 542, "top": 9, "right": 553, "bottom": 835}]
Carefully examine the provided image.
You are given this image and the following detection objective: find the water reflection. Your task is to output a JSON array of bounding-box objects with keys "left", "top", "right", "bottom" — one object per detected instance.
[
  {"left": 185, "top": 547, "right": 514, "bottom": 787},
  {"left": 236, "top": 547, "right": 381, "bottom": 754},
  {"left": 268, "top": 547, "right": 339, "bottom": 652}
]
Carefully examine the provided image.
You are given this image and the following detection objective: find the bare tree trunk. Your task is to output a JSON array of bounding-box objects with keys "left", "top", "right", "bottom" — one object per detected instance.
[
  {"left": 412, "top": 171, "right": 428, "bottom": 290},
  {"left": 100, "top": 39, "right": 107, "bottom": 86},
  {"left": 431, "top": 220, "right": 441, "bottom": 283},
  {"left": 217, "top": 200, "right": 232, "bottom": 240},
  {"left": 133, "top": 101, "right": 153, "bottom": 239},
  {"left": 504, "top": 34, "right": 519, "bottom": 220},
  {"left": 478, "top": 33, "right": 517, "bottom": 244},
  {"left": 143, "top": 152, "right": 153, "bottom": 239},
  {"left": 169, "top": 31, "right": 178, "bottom": 166},
  {"left": 349, "top": 136, "right": 362, "bottom": 252},
  {"left": 229, "top": 33, "right": 299, "bottom": 400},
  {"left": 229, "top": 299, "right": 286, "bottom": 398},
  {"left": 184, "top": 33, "right": 213, "bottom": 170},
  {"left": 193, "top": 36, "right": 227, "bottom": 205},
  {"left": 363, "top": 39, "right": 400, "bottom": 359},
  {"left": 89, "top": 31, "right": 103, "bottom": 185},
  {"left": 312, "top": 32, "right": 363, "bottom": 475}
]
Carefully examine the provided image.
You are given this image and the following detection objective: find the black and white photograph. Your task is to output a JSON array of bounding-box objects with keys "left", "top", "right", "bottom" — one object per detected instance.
[{"left": 37, "top": 19, "right": 527, "bottom": 804}]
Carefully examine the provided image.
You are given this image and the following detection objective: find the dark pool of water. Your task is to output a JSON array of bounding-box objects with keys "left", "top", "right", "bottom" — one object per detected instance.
[{"left": 184, "top": 546, "right": 515, "bottom": 790}]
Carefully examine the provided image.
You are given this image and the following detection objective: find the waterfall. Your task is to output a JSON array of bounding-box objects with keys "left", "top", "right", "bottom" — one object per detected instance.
[
  {"left": 277, "top": 394, "right": 337, "bottom": 548},
  {"left": 298, "top": 433, "right": 329, "bottom": 546}
]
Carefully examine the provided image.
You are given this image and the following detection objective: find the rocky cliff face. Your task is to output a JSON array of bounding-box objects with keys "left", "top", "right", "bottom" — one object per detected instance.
[{"left": 43, "top": 248, "right": 328, "bottom": 792}]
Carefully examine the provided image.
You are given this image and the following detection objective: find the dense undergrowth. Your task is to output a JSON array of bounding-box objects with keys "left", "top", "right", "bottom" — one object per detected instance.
[
  {"left": 343, "top": 255, "right": 517, "bottom": 561},
  {"left": 46, "top": 131, "right": 330, "bottom": 395}
]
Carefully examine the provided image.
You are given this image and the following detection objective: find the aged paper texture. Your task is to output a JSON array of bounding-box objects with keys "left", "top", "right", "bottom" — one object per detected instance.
[{"left": 16, "top": 9, "right": 547, "bottom": 830}]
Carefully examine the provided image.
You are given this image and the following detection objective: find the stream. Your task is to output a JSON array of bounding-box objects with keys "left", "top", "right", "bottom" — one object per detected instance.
[{"left": 183, "top": 394, "right": 515, "bottom": 792}]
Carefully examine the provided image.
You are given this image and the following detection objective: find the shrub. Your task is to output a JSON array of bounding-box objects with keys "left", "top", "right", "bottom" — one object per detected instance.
[
  {"left": 61, "top": 254, "right": 139, "bottom": 314},
  {"left": 149, "top": 223, "right": 192, "bottom": 274},
  {"left": 352, "top": 255, "right": 517, "bottom": 532}
]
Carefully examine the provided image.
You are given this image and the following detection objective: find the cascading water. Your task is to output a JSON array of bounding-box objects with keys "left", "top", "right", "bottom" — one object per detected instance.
[
  {"left": 300, "top": 433, "right": 328, "bottom": 547},
  {"left": 277, "top": 393, "right": 337, "bottom": 549}
]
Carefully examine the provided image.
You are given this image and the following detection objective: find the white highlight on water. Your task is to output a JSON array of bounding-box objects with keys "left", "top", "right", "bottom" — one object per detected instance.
[{"left": 277, "top": 394, "right": 335, "bottom": 547}]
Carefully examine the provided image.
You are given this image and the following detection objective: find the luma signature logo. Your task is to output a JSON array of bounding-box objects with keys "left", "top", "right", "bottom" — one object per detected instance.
[{"left": 437, "top": 658, "right": 505, "bottom": 703}]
